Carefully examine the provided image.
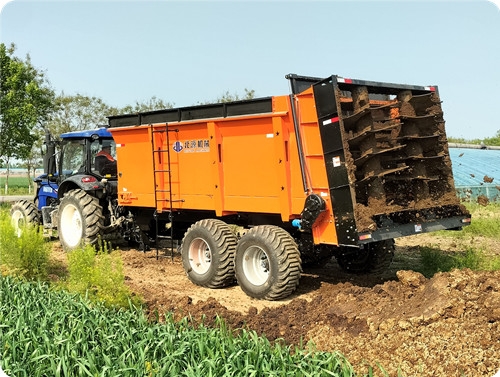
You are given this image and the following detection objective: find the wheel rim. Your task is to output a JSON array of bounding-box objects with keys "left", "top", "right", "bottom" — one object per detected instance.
[
  {"left": 11, "top": 210, "right": 24, "bottom": 237},
  {"left": 188, "top": 237, "right": 212, "bottom": 274},
  {"left": 241, "top": 245, "right": 269, "bottom": 286},
  {"left": 60, "top": 203, "right": 83, "bottom": 248}
]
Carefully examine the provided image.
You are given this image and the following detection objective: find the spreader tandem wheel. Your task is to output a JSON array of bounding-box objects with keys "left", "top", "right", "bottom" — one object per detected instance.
[
  {"left": 235, "top": 226, "right": 302, "bottom": 300},
  {"left": 181, "top": 219, "right": 238, "bottom": 289},
  {"left": 335, "top": 239, "right": 395, "bottom": 274}
]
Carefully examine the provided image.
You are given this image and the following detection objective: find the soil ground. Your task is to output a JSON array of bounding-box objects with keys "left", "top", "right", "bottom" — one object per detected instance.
[{"left": 51, "top": 234, "right": 500, "bottom": 377}]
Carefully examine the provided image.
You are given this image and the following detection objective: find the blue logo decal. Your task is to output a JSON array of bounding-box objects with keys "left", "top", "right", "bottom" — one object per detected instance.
[{"left": 173, "top": 141, "right": 183, "bottom": 153}]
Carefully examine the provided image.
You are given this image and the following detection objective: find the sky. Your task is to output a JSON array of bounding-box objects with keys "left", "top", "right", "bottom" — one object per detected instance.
[{"left": 1, "top": 0, "right": 499, "bottom": 140}]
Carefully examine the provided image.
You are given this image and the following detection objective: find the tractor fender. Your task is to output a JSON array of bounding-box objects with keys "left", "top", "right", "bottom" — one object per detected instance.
[{"left": 57, "top": 175, "right": 106, "bottom": 199}]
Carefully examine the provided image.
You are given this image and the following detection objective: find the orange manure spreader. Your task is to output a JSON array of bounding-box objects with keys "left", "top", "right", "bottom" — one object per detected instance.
[{"left": 12, "top": 74, "right": 470, "bottom": 300}]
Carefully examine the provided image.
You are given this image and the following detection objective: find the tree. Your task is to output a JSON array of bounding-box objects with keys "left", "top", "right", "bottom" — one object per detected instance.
[
  {"left": 114, "top": 96, "right": 174, "bottom": 114},
  {"left": 217, "top": 88, "right": 255, "bottom": 103},
  {"left": 0, "top": 43, "right": 55, "bottom": 194},
  {"left": 21, "top": 139, "right": 43, "bottom": 194},
  {"left": 47, "top": 94, "right": 174, "bottom": 137},
  {"left": 197, "top": 88, "right": 255, "bottom": 105},
  {"left": 46, "top": 93, "right": 112, "bottom": 136},
  {"left": 448, "top": 129, "right": 500, "bottom": 147},
  {"left": 483, "top": 129, "right": 500, "bottom": 146}
]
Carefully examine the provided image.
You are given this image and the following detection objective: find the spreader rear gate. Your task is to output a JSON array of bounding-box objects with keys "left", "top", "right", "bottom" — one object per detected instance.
[{"left": 309, "top": 75, "right": 468, "bottom": 245}]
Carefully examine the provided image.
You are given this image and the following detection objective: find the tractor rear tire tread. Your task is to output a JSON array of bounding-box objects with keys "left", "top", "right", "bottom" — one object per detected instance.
[{"left": 58, "top": 189, "right": 104, "bottom": 251}]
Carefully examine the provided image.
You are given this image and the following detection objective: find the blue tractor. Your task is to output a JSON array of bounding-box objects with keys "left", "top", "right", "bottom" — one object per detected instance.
[{"left": 10, "top": 127, "right": 148, "bottom": 250}]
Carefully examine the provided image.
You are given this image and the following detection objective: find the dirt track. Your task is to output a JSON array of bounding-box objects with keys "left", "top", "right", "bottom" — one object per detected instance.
[{"left": 89, "top": 234, "right": 499, "bottom": 377}]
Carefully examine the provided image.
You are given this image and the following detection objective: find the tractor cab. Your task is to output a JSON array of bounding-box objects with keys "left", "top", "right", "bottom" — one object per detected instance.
[
  {"left": 58, "top": 127, "right": 117, "bottom": 182},
  {"left": 54, "top": 128, "right": 118, "bottom": 199}
]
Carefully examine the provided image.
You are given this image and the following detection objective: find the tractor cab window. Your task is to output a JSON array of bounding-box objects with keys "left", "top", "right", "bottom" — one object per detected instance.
[
  {"left": 91, "top": 139, "right": 117, "bottom": 177},
  {"left": 60, "top": 140, "right": 86, "bottom": 179}
]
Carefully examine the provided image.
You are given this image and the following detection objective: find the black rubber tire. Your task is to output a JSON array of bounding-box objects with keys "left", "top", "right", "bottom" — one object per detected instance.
[
  {"left": 235, "top": 226, "right": 302, "bottom": 301},
  {"left": 181, "top": 219, "right": 237, "bottom": 289},
  {"left": 10, "top": 200, "right": 40, "bottom": 234},
  {"left": 336, "top": 239, "right": 395, "bottom": 274},
  {"left": 57, "top": 189, "right": 104, "bottom": 251},
  {"left": 301, "top": 244, "right": 335, "bottom": 268}
]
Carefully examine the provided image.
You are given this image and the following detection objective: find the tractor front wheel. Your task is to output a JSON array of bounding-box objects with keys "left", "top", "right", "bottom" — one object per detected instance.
[
  {"left": 10, "top": 200, "right": 40, "bottom": 235},
  {"left": 58, "top": 189, "right": 104, "bottom": 251}
]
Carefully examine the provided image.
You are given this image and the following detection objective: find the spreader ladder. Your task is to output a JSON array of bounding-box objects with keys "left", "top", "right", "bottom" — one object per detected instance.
[{"left": 151, "top": 124, "right": 182, "bottom": 260}]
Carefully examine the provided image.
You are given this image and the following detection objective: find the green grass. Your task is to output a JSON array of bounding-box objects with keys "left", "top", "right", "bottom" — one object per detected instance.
[
  {"left": 420, "top": 202, "right": 500, "bottom": 242},
  {"left": 461, "top": 202, "right": 500, "bottom": 238},
  {"left": 416, "top": 202, "right": 500, "bottom": 275},
  {"left": 1, "top": 276, "right": 358, "bottom": 377},
  {"left": 62, "top": 241, "right": 142, "bottom": 309},
  {"left": 0, "top": 206, "right": 140, "bottom": 309},
  {"left": 0, "top": 175, "right": 34, "bottom": 195},
  {"left": 436, "top": 202, "right": 500, "bottom": 238},
  {"left": 418, "top": 246, "right": 486, "bottom": 276},
  {"left": 0, "top": 202, "right": 11, "bottom": 211},
  {"left": 0, "top": 211, "right": 51, "bottom": 281}
]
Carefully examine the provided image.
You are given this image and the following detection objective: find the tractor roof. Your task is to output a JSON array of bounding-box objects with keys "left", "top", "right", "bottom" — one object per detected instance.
[{"left": 60, "top": 127, "right": 112, "bottom": 140}]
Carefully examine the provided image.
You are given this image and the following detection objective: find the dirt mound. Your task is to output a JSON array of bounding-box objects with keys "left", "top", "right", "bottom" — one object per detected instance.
[
  {"left": 309, "top": 269, "right": 500, "bottom": 376},
  {"left": 113, "top": 246, "right": 500, "bottom": 377}
]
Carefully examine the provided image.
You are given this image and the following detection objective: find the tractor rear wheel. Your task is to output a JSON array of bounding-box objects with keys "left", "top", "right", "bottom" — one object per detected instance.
[
  {"left": 58, "top": 189, "right": 104, "bottom": 251},
  {"left": 335, "top": 239, "right": 395, "bottom": 274},
  {"left": 181, "top": 219, "right": 237, "bottom": 288},
  {"left": 235, "top": 226, "right": 302, "bottom": 300},
  {"left": 10, "top": 200, "right": 40, "bottom": 235}
]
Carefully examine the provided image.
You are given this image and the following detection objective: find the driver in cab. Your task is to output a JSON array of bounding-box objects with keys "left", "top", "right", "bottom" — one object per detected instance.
[{"left": 95, "top": 141, "right": 117, "bottom": 176}]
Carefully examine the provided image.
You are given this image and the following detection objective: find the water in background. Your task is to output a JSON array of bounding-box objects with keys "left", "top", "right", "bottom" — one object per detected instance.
[{"left": 449, "top": 148, "right": 500, "bottom": 202}]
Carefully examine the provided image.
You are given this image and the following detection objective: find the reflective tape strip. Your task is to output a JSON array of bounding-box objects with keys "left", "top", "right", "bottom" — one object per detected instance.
[
  {"left": 337, "top": 77, "right": 353, "bottom": 84},
  {"left": 323, "top": 116, "right": 339, "bottom": 125}
]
